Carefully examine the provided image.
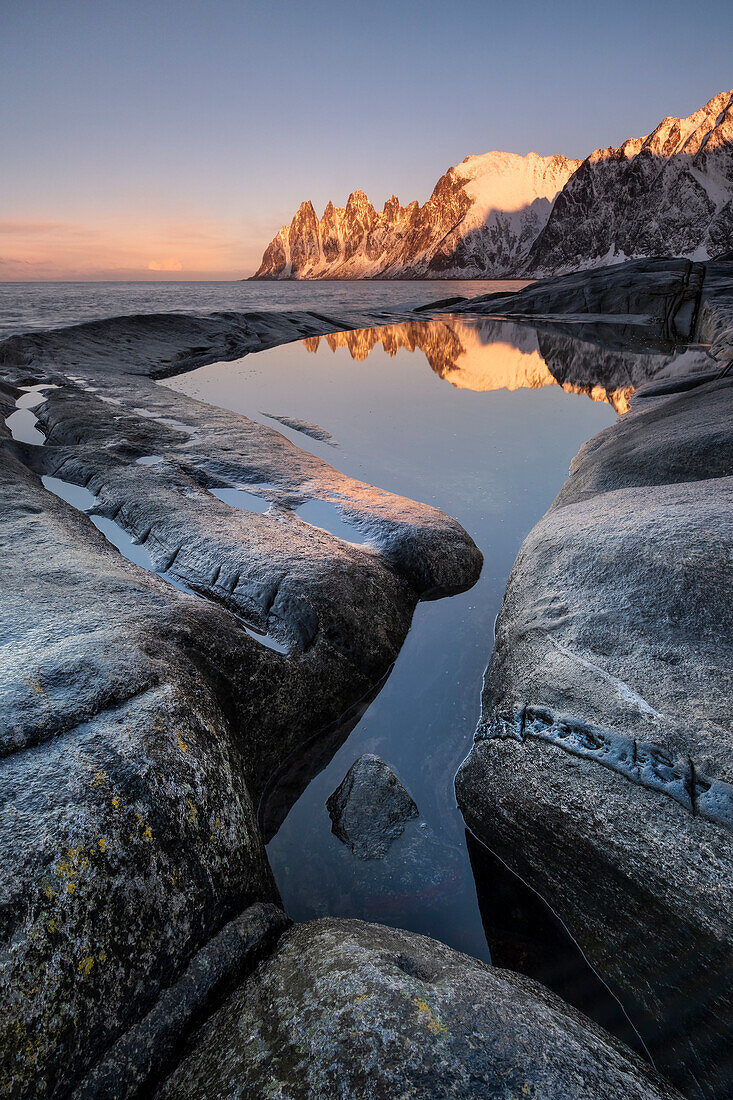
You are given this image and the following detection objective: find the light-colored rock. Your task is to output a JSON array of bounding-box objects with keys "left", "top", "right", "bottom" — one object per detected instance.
[{"left": 157, "top": 918, "right": 681, "bottom": 1100}]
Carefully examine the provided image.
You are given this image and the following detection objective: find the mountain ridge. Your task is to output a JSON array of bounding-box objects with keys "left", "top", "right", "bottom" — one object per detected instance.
[{"left": 252, "top": 90, "right": 733, "bottom": 280}]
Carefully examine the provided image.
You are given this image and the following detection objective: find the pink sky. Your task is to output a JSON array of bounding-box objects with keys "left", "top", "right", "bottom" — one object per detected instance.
[{"left": 0, "top": 215, "right": 276, "bottom": 282}]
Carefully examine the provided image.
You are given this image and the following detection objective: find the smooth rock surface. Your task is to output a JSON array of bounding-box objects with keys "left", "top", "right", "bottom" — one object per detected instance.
[
  {"left": 456, "top": 274, "right": 733, "bottom": 1098},
  {"left": 157, "top": 918, "right": 680, "bottom": 1099},
  {"left": 326, "top": 754, "right": 418, "bottom": 859}
]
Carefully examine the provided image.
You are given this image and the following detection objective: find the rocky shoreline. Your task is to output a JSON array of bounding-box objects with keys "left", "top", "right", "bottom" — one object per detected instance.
[
  {"left": 455, "top": 258, "right": 733, "bottom": 1098},
  {"left": 0, "top": 259, "right": 730, "bottom": 1097}
]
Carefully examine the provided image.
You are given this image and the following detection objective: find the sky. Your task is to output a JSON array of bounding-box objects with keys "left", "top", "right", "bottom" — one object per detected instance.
[{"left": 2, "top": 0, "right": 732, "bottom": 281}]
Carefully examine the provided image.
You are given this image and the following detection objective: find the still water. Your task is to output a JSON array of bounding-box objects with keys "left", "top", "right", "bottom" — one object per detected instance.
[
  {"left": 169, "top": 313, "right": 691, "bottom": 1049},
  {"left": 167, "top": 318, "right": 625, "bottom": 935}
]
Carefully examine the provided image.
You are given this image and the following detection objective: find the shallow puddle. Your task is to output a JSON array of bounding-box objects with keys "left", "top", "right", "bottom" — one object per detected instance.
[
  {"left": 5, "top": 384, "right": 56, "bottom": 445},
  {"left": 210, "top": 486, "right": 273, "bottom": 514},
  {"left": 295, "top": 498, "right": 372, "bottom": 544}
]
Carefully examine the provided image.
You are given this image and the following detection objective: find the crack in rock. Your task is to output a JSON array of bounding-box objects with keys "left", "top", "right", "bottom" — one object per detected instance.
[{"left": 485, "top": 705, "right": 733, "bottom": 830}]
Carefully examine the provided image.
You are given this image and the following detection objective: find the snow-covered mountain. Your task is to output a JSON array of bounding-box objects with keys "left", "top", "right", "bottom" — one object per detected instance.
[
  {"left": 253, "top": 152, "right": 580, "bottom": 279},
  {"left": 527, "top": 89, "right": 733, "bottom": 273},
  {"left": 252, "top": 90, "right": 733, "bottom": 280}
]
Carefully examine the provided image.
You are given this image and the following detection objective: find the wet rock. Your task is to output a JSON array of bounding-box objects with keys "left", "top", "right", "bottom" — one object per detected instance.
[
  {"left": 456, "top": 276, "right": 733, "bottom": 1098},
  {"left": 157, "top": 918, "right": 680, "bottom": 1100},
  {"left": 326, "top": 754, "right": 418, "bottom": 859}
]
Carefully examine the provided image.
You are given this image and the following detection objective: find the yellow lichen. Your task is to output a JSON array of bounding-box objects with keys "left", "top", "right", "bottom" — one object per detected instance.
[
  {"left": 77, "top": 957, "right": 94, "bottom": 976},
  {"left": 177, "top": 737, "right": 188, "bottom": 753},
  {"left": 412, "top": 997, "right": 446, "bottom": 1035},
  {"left": 66, "top": 882, "right": 76, "bottom": 894},
  {"left": 111, "top": 796, "right": 121, "bottom": 809},
  {"left": 186, "top": 799, "right": 198, "bottom": 824},
  {"left": 98, "top": 837, "right": 107, "bottom": 853}
]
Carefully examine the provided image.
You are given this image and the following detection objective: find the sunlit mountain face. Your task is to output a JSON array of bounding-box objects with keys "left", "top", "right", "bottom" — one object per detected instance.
[{"left": 302, "top": 316, "right": 686, "bottom": 414}]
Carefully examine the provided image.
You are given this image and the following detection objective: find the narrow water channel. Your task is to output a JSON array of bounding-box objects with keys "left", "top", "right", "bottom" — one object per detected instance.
[
  {"left": 166, "top": 318, "right": 616, "bottom": 950},
  {"left": 165, "top": 314, "right": 694, "bottom": 1054}
]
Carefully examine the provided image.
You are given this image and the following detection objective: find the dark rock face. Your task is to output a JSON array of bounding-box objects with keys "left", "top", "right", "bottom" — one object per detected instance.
[
  {"left": 326, "top": 754, "right": 418, "bottom": 859},
  {"left": 527, "top": 90, "right": 733, "bottom": 274},
  {"left": 156, "top": 919, "right": 680, "bottom": 1100},
  {"left": 451, "top": 257, "right": 706, "bottom": 342},
  {"left": 73, "top": 903, "right": 290, "bottom": 1100},
  {"left": 455, "top": 270, "right": 733, "bottom": 1098},
  {"left": 0, "top": 308, "right": 482, "bottom": 1099}
]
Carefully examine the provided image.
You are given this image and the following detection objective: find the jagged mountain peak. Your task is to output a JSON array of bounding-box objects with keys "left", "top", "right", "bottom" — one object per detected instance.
[
  {"left": 253, "top": 148, "right": 578, "bottom": 280},
  {"left": 252, "top": 90, "right": 733, "bottom": 280}
]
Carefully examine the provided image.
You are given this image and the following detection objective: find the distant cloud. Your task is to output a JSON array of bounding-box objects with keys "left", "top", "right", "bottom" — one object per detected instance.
[{"left": 147, "top": 257, "right": 184, "bottom": 271}]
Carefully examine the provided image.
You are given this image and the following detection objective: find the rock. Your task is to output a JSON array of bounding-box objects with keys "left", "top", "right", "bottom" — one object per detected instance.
[
  {"left": 450, "top": 257, "right": 706, "bottom": 342},
  {"left": 156, "top": 918, "right": 680, "bottom": 1099},
  {"left": 0, "top": 445, "right": 279, "bottom": 1100},
  {"left": 0, "top": 309, "right": 482, "bottom": 1098},
  {"left": 456, "top": 273, "right": 733, "bottom": 1098},
  {"left": 72, "top": 903, "right": 290, "bottom": 1100},
  {"left": 326, "top": 754, "right": 418, "bottom": 859}
]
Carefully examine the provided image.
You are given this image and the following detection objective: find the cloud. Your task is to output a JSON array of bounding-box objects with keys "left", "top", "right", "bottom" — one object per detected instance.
[{"left": 147, "top": 257, "right": 184, "bottom": 271}]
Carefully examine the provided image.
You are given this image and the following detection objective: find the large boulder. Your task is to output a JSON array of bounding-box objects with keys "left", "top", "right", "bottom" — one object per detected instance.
[
  {"left": 157, "top": 918, "right": 679, "bottom": 1099},
  {"left": 457, "top": 353, "right": 733, "bottom": 1099}
]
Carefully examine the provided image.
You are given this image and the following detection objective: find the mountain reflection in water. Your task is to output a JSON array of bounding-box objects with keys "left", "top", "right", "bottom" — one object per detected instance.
[{"left": 303, "top": 316, "right": 695, "bottom": 414}]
